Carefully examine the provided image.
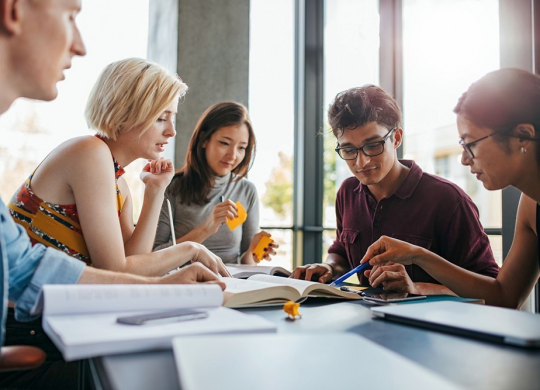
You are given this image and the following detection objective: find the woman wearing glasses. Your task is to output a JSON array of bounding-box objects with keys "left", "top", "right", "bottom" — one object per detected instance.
[
  {"left": 291, "top": 85, "right": 499, "bottom": 292},
  {"left": 361, "top": 69, "right": 540, "bottom": 308}
]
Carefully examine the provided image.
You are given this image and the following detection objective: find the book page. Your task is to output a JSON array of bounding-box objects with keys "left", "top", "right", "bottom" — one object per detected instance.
[
  {"left": 43, "top": 284, "right": 224, "bottom": 316},
  {"left": 247, "top": 275, "right": 360, "bottom": 299},
  {"left": 222, "top": 277, "right": 283, "bottom": 293},
  {"left": 247, "top": 275, "right": 320, "bottom": 295},
  {"left": 226, "top": 265, "right": 291, "bottom": 278},
  {"left": 222, "top": 277, "right": 300, "bottom": 307}
]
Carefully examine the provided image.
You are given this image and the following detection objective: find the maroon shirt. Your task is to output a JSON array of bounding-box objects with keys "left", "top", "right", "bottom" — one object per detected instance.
[{"left": 328, "top": 160, "right": 499, "bottom": 286}]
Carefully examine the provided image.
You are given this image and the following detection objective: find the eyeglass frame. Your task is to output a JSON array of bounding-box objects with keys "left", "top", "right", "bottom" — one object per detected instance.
[
  {"left": 335, "top": 127, "right": 398, "bottom": 160},
  {"left": 458, "top": 129, "right": 538, "bottom": 159}
]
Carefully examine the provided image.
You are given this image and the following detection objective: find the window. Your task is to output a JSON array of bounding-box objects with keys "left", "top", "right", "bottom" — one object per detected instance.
[
  {"left": 249, "top": 0, "right": 295, "bottom": 269},
  {"left": 322, "top": 0, "right": 380, "bottom": 260},
  {"left": 0, "top": 0, "right": 150, "bottom": 223},
  {"left": 401, "top": 0, "right": 502, "bottom": 263}
]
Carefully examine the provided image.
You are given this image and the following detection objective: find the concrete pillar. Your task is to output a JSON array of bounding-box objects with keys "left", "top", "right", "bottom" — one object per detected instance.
[
  {"left": 175, "top": 0, "right": 250, "bottom": 165},
  {"left": 148, "top": 0, "right": 250, "bottom": 166},
  {"left": 148, "top": 0, "right": 179, "bottom": 162}
]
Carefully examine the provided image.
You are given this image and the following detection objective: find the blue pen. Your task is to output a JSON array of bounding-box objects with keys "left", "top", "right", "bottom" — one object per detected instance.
[{"left": 329, "top": 262, "right": 370, "bottom": 287}]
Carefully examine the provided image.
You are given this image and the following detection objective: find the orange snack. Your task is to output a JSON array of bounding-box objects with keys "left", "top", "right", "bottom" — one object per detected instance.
[
  {"left": 252, "top": 235, "right": 273, "bottom": 261},
  {"left": 283, "top": 301, "right": 301, "bottom": 320}
]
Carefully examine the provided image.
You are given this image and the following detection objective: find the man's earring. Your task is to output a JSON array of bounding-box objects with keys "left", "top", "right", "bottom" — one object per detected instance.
[{"left": 521, "top": 147, "right": 527, "bottom": 154}]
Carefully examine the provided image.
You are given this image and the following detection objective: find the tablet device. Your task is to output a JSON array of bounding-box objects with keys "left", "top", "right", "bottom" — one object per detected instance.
[{"left": 363, "top": 292, "right": 426, "bottom": 303}]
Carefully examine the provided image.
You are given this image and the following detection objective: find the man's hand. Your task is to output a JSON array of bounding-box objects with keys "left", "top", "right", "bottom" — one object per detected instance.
[
  {"left": 365, "top": 262, "right": 418, "bottom": 293},
  {"left": 160, "top": 263, "right": 226, "bottom": 290},
  {"left": 290, "top": 263, "right": 333, "bottom": 283}
]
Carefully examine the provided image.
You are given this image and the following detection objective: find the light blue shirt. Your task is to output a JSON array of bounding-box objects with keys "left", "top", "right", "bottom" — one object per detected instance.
[{"left": 0, "top": 198, "right": 85, "bottom": 347}]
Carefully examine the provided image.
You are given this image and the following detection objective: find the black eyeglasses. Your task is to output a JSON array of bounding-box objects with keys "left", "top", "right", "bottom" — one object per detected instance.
[
  {"left": 335, "top": 127, "right": 397, "bottom": 160},
  {"left": 458, "top": 133, "right": 498, "bottom": 159},
  {"left": 459, "top": 129, "right": 540, "bottom": 158}
]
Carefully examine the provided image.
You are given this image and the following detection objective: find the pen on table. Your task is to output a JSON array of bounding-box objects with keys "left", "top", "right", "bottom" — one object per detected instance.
[
  {"left": 329, "top": 262, "right": 370, "bottom": 288},
  {"left": 166, "top": 198, "right": 176, "bottom": 245},
  {"left": 219, "top": 195, "right": 225, "bottom": 225},
  {"left": 339, "top": 286, "right": 366, "bottom": 296}
]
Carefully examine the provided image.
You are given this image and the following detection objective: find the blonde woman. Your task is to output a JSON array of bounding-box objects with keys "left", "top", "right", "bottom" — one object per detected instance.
[{"left": 8, "top": 58, "right": 229, "bottom": 277}]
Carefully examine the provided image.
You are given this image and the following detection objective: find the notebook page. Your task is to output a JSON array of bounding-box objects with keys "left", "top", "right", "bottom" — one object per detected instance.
[{"left": 43, "top": 284, "right": 224, "bottom": 316}]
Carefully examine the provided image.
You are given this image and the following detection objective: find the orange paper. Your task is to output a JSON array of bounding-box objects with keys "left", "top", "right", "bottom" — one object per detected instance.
[{"left": 226, "top": 202, "right": 247, "bottom": 231}]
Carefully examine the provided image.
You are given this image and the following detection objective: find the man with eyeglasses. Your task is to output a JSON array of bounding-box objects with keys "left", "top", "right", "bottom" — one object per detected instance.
[{"left": 291, "top": 85, "right": 499, "bottom": 294}]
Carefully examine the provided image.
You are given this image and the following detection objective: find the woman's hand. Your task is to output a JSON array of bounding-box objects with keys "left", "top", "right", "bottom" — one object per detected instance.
[
  {"left": 160, "top": 263, "right": 226, "bottom": 290},
  {"left": 248, "top": 231, "right": 278, "bottom": 263},
  {"left": 361, "top": 235, "right": 424, "bottom": 267},
  {"left": 140, "top": 158, "right": 175, "bottom": 191},
  {"left": 186, "top": 242, "right": 232, "bottom": 277},
  {"left": 202, "top": 200, "right": 238, "bottom": 236},
  {"left": 364, "top": 262, "right": 419, "bottom": 293}
]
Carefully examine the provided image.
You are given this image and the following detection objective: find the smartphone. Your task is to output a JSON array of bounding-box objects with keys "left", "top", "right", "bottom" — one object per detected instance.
[
  {"left": 117, "top": 309, "right": 208, "bottom": 326},
  {"left": 362, "top": 293, "right": 426, "bottom": 303}
]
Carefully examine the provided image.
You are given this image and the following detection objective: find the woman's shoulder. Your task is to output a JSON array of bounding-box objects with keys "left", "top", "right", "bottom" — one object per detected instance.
[
  {"left": 48, "top": 136, "right": 116, "bottom": 177},
  {"left": 518, "top": 193, "right": 538, "bottom": 233},
  {"left": 231, "top": 175, "right": 257, "bottom": 193},
  {"left": 57, "top": 135, "right": 110, "bottom": 158}
]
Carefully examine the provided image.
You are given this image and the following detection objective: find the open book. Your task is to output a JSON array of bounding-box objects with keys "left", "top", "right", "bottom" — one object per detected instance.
[
  {"left": 42, "top": 284, "right": 276, "bottom": 361},
  {"left": 223, "top": 275, "right": 361, "bottom": 307},
  {"left": 226, "top": 264, "right": 292, "bottom": 278}
]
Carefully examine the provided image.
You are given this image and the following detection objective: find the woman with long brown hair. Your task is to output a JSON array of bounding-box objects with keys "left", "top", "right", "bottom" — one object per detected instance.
[{"left": 154, "top": 101, "right": 277, "bottom": 264}]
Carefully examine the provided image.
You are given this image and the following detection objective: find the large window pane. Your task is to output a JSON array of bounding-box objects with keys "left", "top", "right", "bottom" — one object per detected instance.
[
  {"left": 0, "top": 0, "right": 150, "bottom": 224},
  {"left": 402, "top": 0, "right": 501, "bottom": 228},
  {"left": 323, "top": 0, "right": 380, "bottom": 232},
  {"left": 249, "top": 0, "right": 295, "bottom": 268},
  {"left": 323, "top": 0, "right": 380, "bottom": 230}
]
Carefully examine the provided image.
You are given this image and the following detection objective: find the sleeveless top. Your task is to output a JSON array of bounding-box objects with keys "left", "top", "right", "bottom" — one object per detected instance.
[
  {"left": 7, "top": 137, "right": 125, "bottom": 265},
  {"left": 537, "top": 204, "right": 539, "bottom": 268}
]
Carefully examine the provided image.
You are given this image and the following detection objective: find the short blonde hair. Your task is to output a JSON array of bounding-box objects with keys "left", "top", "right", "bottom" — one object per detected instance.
[{"left": 85, "top": 58, "right": 188, "bottom": 140}]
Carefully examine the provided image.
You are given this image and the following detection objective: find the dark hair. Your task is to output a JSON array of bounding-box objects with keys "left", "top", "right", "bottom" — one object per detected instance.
[
  {"left": 172, "top": 101, "right": 256, "bottom": 205},
  {"left": 454, "top": 68, "right": 540, "bottom": 164},
  {"left": 327, "top": 85, "right": 402, "bottom": 138}
]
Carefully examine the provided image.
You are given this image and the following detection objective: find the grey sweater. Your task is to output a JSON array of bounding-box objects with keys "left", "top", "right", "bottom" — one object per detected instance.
[{"left": 153, "top": 173, "right": 259, "bottom": 263}]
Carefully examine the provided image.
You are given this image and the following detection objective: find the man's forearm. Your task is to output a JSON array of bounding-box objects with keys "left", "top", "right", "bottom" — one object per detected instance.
[
  {"left": 78, "top": 267, "right": 155, "bottom": 285},
  {"left": 325, "top": 253, "right": 350, "bottom": 279},
  {"left": 414, "top": 282, "right": 456, "bottom": 296}
]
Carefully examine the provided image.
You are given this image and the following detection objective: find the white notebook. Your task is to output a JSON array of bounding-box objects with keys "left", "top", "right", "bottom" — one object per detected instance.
[
  {"left": 172, "top": 333, "right": 460, "bottom": 390},
  {"left": 372, "top": 301, "right": 540, "bottom": 348},
  {"left": 42, "top": 284, "right": 276, "bottom": 361}
]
